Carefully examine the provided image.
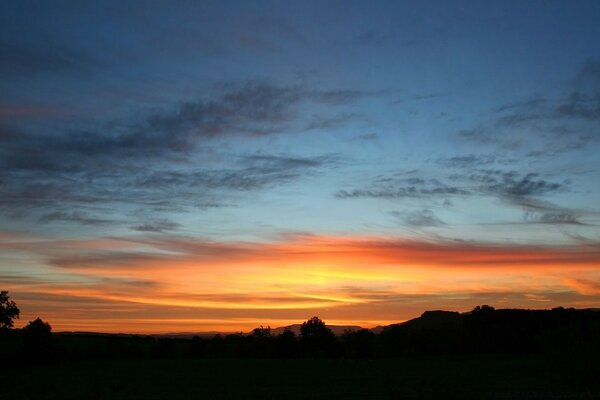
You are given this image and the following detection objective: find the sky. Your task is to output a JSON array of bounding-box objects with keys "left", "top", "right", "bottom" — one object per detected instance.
[{"left": 1, "top": 0, "right": 600, "bottom": 333}]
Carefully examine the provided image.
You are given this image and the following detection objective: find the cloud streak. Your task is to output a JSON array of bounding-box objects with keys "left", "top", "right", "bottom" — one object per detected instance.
[{"left": 336, "top": 169, "right": 565, "bottom": 209}]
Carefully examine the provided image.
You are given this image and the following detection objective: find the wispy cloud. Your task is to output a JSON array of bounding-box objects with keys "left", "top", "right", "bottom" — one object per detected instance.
[
  {"left": 390, "top": 209, "right": 446, "bottom": 227},
  {"left": 459, "top": 59, "right": 600, "bottom": 154},
  {"left": 523, "top": 211, "right": 585, "bottom": 225},
  {"left": 39, "top": 211, "right": 119, "bottom": 226},
  {"left": 130, "top": 220, "right": 180, "bottom": 233}
]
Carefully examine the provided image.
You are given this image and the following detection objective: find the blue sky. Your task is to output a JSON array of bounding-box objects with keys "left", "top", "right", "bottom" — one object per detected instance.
[{"left": 1, "top": 1, "right": 600, "bottom": 331}]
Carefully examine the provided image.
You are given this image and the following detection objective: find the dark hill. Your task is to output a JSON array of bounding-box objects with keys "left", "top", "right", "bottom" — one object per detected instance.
[
  {"left": 5, "top": 306, "right": 598, "bottom": 363},
  {"left": 378, "top": 306, "right": 600, "bottom": 356}
]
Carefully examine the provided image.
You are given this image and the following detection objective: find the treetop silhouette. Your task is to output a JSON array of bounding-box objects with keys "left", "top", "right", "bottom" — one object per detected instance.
[
  {"left": 300, "top": 316, "right": 334, "bottom": 340},
  {"left": 0, "top": 290, "right": 20, "bottom": 329}
]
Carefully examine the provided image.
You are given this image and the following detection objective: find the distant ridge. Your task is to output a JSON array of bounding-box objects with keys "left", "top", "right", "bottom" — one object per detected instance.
[
  {"left": 53, "top": 307, "right": 600, "bottom": 338},
  {"left": 55, "top": 325, "right": 366, "bottom": 338},
  {"left": 156, "top": 324, "right": 365, "bottom": 338}
]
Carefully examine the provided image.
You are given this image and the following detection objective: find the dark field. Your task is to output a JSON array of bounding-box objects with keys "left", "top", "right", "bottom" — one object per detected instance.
[{"left": 3, "top": 355, "right": 599, "bottom": 400}]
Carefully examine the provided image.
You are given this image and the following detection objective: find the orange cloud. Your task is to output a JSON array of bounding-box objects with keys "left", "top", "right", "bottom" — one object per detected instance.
[{"left": 2, "top": 232, "right": 600, "bottom": 333}]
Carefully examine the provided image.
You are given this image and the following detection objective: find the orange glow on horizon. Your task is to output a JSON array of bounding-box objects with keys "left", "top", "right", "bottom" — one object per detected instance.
[{"left": 3, "top": 232, "right": 600, "bottom": 333}]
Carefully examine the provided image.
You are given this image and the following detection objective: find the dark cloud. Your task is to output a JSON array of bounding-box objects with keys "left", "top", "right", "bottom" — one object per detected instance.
[
  {"left": 39, "top": 211, "right": 117, "bottom": 226},
  {"left": 555, "top": 92, "right": 600, "bottom": 121},
  {"left": 305, "top": 112, "right": 364, "bottom": 131},
  {"left": 337, "top": 174, "right": 469, "bottom": 200},
  {"left": 1, "top": 83, "right": 305, "bottom": 170},
  {"left": 0, "top": 183, "right": 102, "bottom": 212},
  {"left": 137, "top": 154, "right": 335, "bottom": 192},
  {"left": 485, "top": 204, "right": 593, "bottom": 228},
  {"left": 240, "top": 154, "right": 334, "bottom": 170},
  {"left": 494, "top": 111, "right": 545, "bottom": 127},
  {"left": 336, "top": 186, "right": 468, "bottom": 199},
  {"left": 352, "top": 132, "right": 379, "bottom": 141},
  {"left": 145, "top": 82, "right": 302, "bottom": 144},
  {"left": 391, "top": 209, "right": 446, "bottom": 227},
  {"left": 1, "top": 82, "right": 368, "bottom": 175},
  {"left": 135, "top": 169, "right": 283, "bottom": 191},
  {"left": 492, "top": 97, "right": 548, "bottom": 114},
  {"left": 523, "top": 211, "right": 584, "bottom": 225},
  {"left": 308, "top": 89, "right": 376, "bottom": 104},
  {"left": 503, "top": 92, "right": 598, "bottom": 125},
  {"left": 525, "top": 141, "right": 588, "bottom": 159},
  {"left": 505, "top": 194, "right": 596, "bottom": 227},
  {"left": 459, "top": 59, "right": 600, "bottom": 153},
  {"left": 336, "top": 169, "right": 568, "bottom": 224},
  {"left": 468, "top": 170, "right": 563, "bottom": 198},
  {"left": 194, "top": 202, "right": 230, "bottom": 210},
  {"left": 130, "top": 220, "right": 180, "bottom": 233},
  {"left": 436, "top": 154, "right": 496, "bottom": 168},
  {"left": 144, "top": 84, "right": 374, "bottom": 145},
  {"left": 0, "top": 151, "right": 336, "bottom": 227},
  {"left": 0, "top": 80, "right": 357, "bottom": 225},
  {"left": 412, "top": 92, "right": 448, "bottom": 101},
  {"left": 460, "top": 169, "right": 567, "bottom": 213}
]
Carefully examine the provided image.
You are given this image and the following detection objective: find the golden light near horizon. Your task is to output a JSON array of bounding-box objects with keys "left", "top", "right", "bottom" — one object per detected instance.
[{"left": 4, "top": 233, "right": 600, "bottom": 333}]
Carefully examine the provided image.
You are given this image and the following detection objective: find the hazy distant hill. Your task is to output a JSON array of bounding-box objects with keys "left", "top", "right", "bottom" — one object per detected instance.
[
  {"left": 54, "top": 307, "right": 600, "bottom": 340},
  {"left": 60, "top": 324, "right": 369, "bottom": 339},
  {"left": 154, "top": 324, "right": 365, "bottom": 338}
]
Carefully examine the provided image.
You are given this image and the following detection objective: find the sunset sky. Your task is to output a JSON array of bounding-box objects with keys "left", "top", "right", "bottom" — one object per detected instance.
[{"left": 1, "top": 1, "right": 600, "bottom": 333}]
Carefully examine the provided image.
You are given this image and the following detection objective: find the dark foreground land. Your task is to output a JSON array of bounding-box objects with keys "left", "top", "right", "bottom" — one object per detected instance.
[
  {"left": 3, "top": 306, "right": 600, "bottom": 399},
  {"left": 3, "top": 355, "right": 600, "bottom": 400}
]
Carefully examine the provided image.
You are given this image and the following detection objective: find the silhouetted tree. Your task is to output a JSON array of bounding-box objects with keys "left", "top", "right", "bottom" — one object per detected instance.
[
  {"left": 275, "top": 328, "right": 298, "bottom": 357},
  {"left": 0, "top": 291, "right": 19, "bottom": 329},
  {"left": 472, "top": 305, "right": 495, "bottom": 314},
  {"left": 300, "top": 317, "right": 340, "bottom": 357},
  {"left": 249, "top": 326, "right": 273, "bottom": 357},
  {"left": 252, "top": 325, "right": 272, "bottom": 338},
  {"left": 300, "top": 317, "right": 332, "bottom": 340},
  {"left": 22, "top": 317, "right": 53, "bottom": 360}
]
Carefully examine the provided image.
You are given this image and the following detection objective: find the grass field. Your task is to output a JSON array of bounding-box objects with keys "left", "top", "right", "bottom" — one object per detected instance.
[{"left": 3, "top": 355, "right": 599, "bottom": 400}]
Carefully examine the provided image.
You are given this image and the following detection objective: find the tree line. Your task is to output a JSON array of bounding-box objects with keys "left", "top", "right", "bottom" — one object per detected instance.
[{"left": 1, "top": 291, "right": 599, "bottom": 368}]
